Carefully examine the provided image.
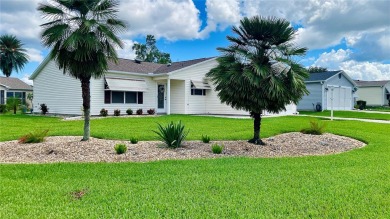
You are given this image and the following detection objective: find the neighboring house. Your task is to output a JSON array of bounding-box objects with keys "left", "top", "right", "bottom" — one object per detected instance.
[
  {"left": 354, "top": 80, "right": 390, "bottom": 106},
  {"left": 297, "top": 71, "right": 357, "bottom": 111},
  {"left": 30, "top": 57, "right": 297, "bottom": 116},
  {"left": 0, "top": 76, "right": 33, "bottom": 107}
]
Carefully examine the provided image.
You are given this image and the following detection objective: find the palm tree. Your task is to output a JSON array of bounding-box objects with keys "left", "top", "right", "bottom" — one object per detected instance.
[
  {"left": 207, "top": 16, "right": 309, "bottom": 145},
  {"left": 0, "top": 34, "right": 29, "bottom": 77},
  {"left": 38, "top": 0, "right": 126, "bottom": 141}
]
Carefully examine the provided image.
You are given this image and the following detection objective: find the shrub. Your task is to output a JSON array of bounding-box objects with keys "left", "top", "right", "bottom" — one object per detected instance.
[
  {"left": 126, "top": 108, "right": 133, "bottom": 115},
  {"left": 114, "top": 144, "right": 127, "bottom": 154},
  {"left": 211, "top": 143, "right": 224, "bottom": 154},
  {"left": 136, "top": 108, "right": 143, "bottom": 115},
  {"left": 201, "top": 134, "right": 211, "bottom": 143},
  {"left": 300, "top": 120, "right": 326, "bottom": 135},
  {"left": 40, "top": 103, "right": 49, "bottom": 115},
  {"left": 19, "top": 130, "right": 49, "bottom": 144},
  {"left": 100, "top": 108, "right": 108, "bottom": 117},
  {"left": 130, "top": 137, "right": 138, "bottom": 144},
  {"left": 147, "top": 108, "right": 155, "bottom": 115},
  {"left": 0, "top": 104, "right": 7, "bottom": 113},
  {"left": 153, "top": 121, "right": 189, "bottom": 148},
  {"left": 356, "top": 100, "right": 366, "bottom": 110},
  {"left": 114, "top": 109, "right": 121, "bottom": 116}
]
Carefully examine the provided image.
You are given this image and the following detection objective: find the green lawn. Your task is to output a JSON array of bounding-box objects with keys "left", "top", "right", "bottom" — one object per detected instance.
[
  {"left": 365, "top": 106, "right": 390, "bottom": 112},
  {"left": 299, "top": 110, "right": 390, "bottom": 121},
  {"left": 0, "top": 114, "right": 389, "bottom": 218}
]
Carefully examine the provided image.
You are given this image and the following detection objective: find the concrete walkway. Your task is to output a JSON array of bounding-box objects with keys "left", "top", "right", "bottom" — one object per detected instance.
[
  {"left": 299, "top": 115, "right": 390, "bottom": 124},
  {"left": 347, "top": 110, "right": 390, "bottom": 114}
]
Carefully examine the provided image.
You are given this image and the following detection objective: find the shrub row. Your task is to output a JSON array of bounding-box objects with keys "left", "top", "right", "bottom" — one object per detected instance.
[{"left": 99, "top": 108, "right": 155, "bottom": 117}]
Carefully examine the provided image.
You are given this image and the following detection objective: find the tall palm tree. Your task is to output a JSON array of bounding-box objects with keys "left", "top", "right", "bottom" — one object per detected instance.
[
  {"left": 0, "top": 34, "right": 29, "bottom": 77},
  {"left": 38, "top": 0, "right": 126, "bottom": 141},
  {"left": 207, "top": 16, "right": 309, "bottom": 145}
]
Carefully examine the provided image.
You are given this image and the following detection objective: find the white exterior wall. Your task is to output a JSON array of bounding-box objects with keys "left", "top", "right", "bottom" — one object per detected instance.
[
  {"left": 90, "top": 73, "right": 157, "bottom": 115},
  {"left": 169, "top": 80, "right": 185, "bottom": 114},
  {"left": 356, "top": 87, "right": 385, "bottom": 106},
  {"left": 324, "top": 73, "right": 355, "bottom": 110},
  {"left": 33, "top": 60, "right": 83, "bottom": 115},
  {"left": 297, "top": 83, "right": 323, "bottom": 110}
]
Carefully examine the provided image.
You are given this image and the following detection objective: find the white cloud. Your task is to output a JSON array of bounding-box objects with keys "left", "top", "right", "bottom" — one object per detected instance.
[
  {"left": 199, "top": 0, "right": 241, "bottom": 37},
  {"left": 25, "top": 48, "right": 44, "bottom": 63},
  {"left": 118, "top": 0, "right": 202, "bottom": 40},
  {"left": 115, "top": 39, "right": 136, "bottom": 60},
  {"left": 313, "top": 49, "right": 390, "bottom": 81},
  {"left": 21, "top": 74, "right": 33, "bottom": 86}
]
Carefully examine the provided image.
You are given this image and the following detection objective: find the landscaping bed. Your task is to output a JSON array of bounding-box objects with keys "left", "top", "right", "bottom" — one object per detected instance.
[{"left": 0, "top": 132, "right": 365, "bottom": 163}]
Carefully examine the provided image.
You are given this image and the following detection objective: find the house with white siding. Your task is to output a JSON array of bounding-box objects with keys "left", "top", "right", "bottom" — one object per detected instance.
[
  {"left": 354, "top": 80, "right": 390, "bottom": 106},
  {"left": 29, "top": 57, "right": 297, "bottom": 116},
  {"left": 0, "top": 76, "right": 33, "bottom": 107},
  {"left": 297, "top": 71, "right": 357, "bottom": 111}
]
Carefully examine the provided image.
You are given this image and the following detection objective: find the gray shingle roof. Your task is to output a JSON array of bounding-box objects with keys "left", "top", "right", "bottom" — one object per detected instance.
[
  {"left": 108, "top": 57, "right": 214, "bottom": 74},
  {"left": 354, "top": 80, "right": 390, "bottom": 87},
  {"left": 305, "top": 71, "right": 342, "bottom": 81},
  {"left": 0, "top": 77, "right": 33, "bottom": 90}
]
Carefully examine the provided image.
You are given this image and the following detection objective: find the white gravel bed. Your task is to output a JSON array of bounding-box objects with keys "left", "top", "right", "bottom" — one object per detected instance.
[{"left": 0, "top": 132, "right": 366, "bottom": 164}]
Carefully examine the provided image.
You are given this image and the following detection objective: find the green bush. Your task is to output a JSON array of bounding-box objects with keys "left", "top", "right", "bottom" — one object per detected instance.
[
  {"left": 211, "top": 143, "right": 224, "bottom": 154},
  {"left": 0, "top": 104, "right": 7, "bottom": 113},
  {"left": 201, "top": 134, "right": 210, "bottom": 143},
  {"left": 147, "top": 108, "right": 155, "bottom": 115},
  {"left": 114, "top": 144, "right": 127, "bottom": 154},
  {"left": 100, "top": 108, "right": 108, "bottom": 117},
  {"left": 126, "top": 108, "right": 133, "bottom": 115},
  {"left": 114, "top": 109, "right": 121, "bottom": 116},
  {"left": 130, "top": 137, "right": 138, "bottom": 144},
  {"left": 300, "top": 120, "right": 326, "bottom": 135},
  {"left": 19, "top": 130, "right": 49, "bottom": 144},
  {"left": 40, "top": 103, "right": 49, "bottom": 115},
  {"left": 136, "top": 108, "right": 143, "bottom": 115},
  {"left": 153, "top": 121, "right": 189, "bottom": 148},
  {"left": 356, "top": 100, "right": 366, "bottom": 110}
]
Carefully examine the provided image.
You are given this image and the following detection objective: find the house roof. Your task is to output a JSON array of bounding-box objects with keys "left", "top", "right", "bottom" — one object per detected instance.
[
  {"left": 354, "top": 80, "right": 390, "bottom": 87},
  {"left": 305, "top": 71, "right": 342, "bottom": 81},
  {"left": 107, "top": 57, "right": 214, "bottom": 74},
  {"left": 0, "top": 76, "right": 33, "bottom": 90}
]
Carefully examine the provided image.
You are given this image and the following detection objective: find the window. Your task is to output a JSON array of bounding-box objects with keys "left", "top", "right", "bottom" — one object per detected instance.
[
  {"left": 6, "top": 92, "right": 14, "bottom": 98},
  {"left": 6, "top": 91, "right": 26, "bottom": 104},
  {"left": 191, "top": 89, "right": 206, "bottom": 96},
  {"left": 104, "top": 90, "right": 143, "bottom": 104},
  {"left": 112, "top": 91, "right": 124, "bottom": 103}
]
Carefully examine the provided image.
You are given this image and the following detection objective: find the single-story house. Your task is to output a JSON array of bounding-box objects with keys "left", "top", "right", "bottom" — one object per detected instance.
[
  {"left": 30, "top": 57, "right": 297, "bottom": 116},
  {"left": 354, "top": 80, "right": 390, "bottom": 106},
  {"left": 297, "top": 70, "right": 357, "bottom": 111},
  {"left": 0, "top": 76, "right": 33, "bottom": 107}
]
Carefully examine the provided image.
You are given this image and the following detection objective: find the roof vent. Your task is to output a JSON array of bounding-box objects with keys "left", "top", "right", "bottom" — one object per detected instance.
[
  {"left": 135, "top": 58, "right": 142, "bottom": 64},
  {"left": 167, "top": 63, "right": 171, "bottom": 67}
]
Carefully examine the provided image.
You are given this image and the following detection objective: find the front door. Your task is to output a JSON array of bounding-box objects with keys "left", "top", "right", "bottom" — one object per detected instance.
[{"left": 157, "top": 84, "right": 166, "bottom": 113}]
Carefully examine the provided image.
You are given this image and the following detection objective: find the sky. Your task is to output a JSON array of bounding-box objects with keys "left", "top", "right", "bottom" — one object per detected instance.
[{"left": 0, "top": 0, "right": 389, "bottom": 85}]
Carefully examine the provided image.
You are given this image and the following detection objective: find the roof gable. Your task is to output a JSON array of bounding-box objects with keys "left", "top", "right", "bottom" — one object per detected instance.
[
  {"left": 305, "top": 71, "right": 341, "bottom": 81},
  {"left": 0, "top": 77, "right": 33, "bottom": 90}
]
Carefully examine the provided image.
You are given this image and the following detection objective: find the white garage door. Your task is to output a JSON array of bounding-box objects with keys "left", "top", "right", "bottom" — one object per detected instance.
[{"left": 327, "top": 86, "right": 352, "bottom": 110}]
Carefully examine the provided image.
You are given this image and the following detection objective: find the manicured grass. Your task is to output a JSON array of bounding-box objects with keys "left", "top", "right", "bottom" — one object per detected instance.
[
  {"left": 0, "top": 115, "right": 389, "bottom": 218},
  {"left": 299, "top": 110, "right": 390, "bottom": 120}
]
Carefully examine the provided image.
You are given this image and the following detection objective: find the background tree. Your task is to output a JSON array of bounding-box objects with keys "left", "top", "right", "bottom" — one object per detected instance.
[
  {"left": 308, "top": 66, "right": 328, "bottom": 73},
  {"left": 6, "top": 97, "right": 21, "bottom": 114},
  {"left": 207, "top": 16, "right": 309, "bottom": 145},
  {"left": 38, "top": 0, "right": 126, "bottom": 141},
  {"left": 0, "top": 34, "right": 29, "bottom": 77},
  {"left": 132, "top": 35, "right": 171, "bottom": 64}
]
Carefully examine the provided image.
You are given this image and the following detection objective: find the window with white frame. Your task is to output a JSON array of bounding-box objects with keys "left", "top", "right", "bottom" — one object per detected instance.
[{"left": 104, "top": 91, "right": 143, "bottom": 104}]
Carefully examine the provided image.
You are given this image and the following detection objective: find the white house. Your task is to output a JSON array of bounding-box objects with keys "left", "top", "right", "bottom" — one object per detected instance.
[
  {"left": 0, "top": 76, "right": 33, "bottom": 107},
  {"left": 297, "top": 70, "right": 357, "bottom": 111},
  {"left": 30, "top": 57, "right": 297, "bottom": 116},
  {"left": 354, "top": 80, "right": 390, "bottom": 106}
]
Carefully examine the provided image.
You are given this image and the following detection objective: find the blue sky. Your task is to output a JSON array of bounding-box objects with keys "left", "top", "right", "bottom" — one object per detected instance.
[{"left": 1, "top": 0, "right": 389, "bottom": 84}]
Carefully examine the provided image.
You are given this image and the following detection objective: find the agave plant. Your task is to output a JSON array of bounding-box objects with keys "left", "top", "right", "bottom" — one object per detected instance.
[{"left": 153, "top": 121, "right": 189, "bottom": 148}]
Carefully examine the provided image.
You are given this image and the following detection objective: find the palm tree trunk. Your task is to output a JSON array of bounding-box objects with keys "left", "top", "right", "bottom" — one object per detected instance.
[
  {"left": 80, "top": 77, "right": 91, "bottom": 141},
  {"left": 248, "top": 112, "right": 265, "bottom": 145}
]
